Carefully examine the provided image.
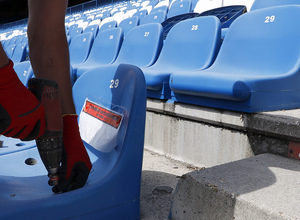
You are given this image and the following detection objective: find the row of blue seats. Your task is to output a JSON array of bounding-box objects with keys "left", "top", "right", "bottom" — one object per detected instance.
[
  {"left": 70, "top": 4, "right": 300, "bottom": 113},
  {"left": 11, "top": 1, "right": 300, "bottom": 114}
]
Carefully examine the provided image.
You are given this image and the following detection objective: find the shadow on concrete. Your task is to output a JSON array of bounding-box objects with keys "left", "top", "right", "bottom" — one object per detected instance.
[
  {"left": 141, "top": 170, "right": 181, "bottom": 220},
  {"left": 170, "top": 153, "right": 300, "bottom": 219}
]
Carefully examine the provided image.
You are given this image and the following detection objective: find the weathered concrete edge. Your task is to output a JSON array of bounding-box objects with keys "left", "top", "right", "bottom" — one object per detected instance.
[
  {"left": 169, "top": 153, "right": 300, "bottom": 220},
  {"left": 147, "top": 99, "right": 300, "bottom": 142}
]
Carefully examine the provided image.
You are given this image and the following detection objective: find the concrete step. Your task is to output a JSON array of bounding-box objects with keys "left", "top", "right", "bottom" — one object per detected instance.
[{"left": 170, "top": 153, "right": 300, "bottom": 220}]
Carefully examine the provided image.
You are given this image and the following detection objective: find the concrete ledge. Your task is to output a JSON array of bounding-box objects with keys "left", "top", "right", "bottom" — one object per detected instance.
[
  {"left": 170, "top": 154, "right": 300, "bottom": 220},
  {"left": 145, "top": 99, "right": 295, "bottom": 167}
]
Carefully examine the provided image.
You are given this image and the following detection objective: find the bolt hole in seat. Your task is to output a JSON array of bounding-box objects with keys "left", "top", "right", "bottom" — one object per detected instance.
[{"left": 0, "top": 63, "right": 147, "bottom": 219}]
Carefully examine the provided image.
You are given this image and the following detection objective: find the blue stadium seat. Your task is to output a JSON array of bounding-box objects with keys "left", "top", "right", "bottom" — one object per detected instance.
[
  {"left": 69, "top": 23, "right": 79, "bottom": 31},
  {"left": 11, "top": 43, "right": 27, "bottom": 63},
  {"left": 99, "top": 20, "right": 117, "bottom": 32},
  {"left": 13, "top": 61, "right": 31, "bottom": 86},
  {"left": 69, "top": 32, "right": 94, "bottom": 83},
  {"left": 140, "top": 11, "right": 167, "bottom": 24},
  {"left": 83, "top": 24, "right": 99, "bottom": 38},
  {"left": 0, "top": 63, "right": 147, "bottom": 220},
  {"left": 132, "top": 9, "right": 148, "bottom": 21},
  {"left": 250, "top": 0, "right": 300, "bottom": 11},
  {"left": 76, "top": 28, "right": 124, "bottom": 79},
  {"left": 150, "top": 5, "right": 168, "bottom": 14},
  {"left": 4, "top": 44, "right": 16, "bottom": 59},
  {"left": 102, "top": 10, "right": 112, "bottom": 19},
  {"left": 69, "top": 27, "right": 83, "bottom": 41},
  {"left": 113, "top": 23, "right": 163, "bottom": 68},
  {"left": 118, "top": 16, "right": 139, "bottom": 36},
  {"left": 143, "top": 16, "right": 221, "bottom": 99},
  {"left": 170, "top": 5, "right": 300, "bottom": 112},
  {"left": 167, "top": 0, "right": 192, "bottom": 18}
]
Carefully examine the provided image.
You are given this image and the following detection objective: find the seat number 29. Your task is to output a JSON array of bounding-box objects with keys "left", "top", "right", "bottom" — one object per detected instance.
[
  {"left": 265, "top": 15, "right": 275, "bottom": 23},
  {"left": 110, "top": 79, "right": 119, "bottom": 88}
]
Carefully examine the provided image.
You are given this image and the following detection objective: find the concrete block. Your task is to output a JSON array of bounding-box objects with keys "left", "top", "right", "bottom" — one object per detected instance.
[{"left": 170, "top": 154, "right": 300, "bottom": 220}]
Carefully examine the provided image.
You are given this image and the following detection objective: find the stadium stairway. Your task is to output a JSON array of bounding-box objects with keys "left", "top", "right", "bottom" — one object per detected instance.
[{"left": 145, "top": 99, "right": 300, "bottom": 219}]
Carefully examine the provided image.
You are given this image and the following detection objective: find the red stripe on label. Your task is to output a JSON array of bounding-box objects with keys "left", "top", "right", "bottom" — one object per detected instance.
[{"left": 83, "top": 100, "right": 122, "bottom": 128}]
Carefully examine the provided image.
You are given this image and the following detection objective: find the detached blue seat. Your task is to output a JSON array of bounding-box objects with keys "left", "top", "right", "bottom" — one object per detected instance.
[
  {"left": 143, "top": 16, "right": 221, "bottom": 99},
  {"left": 69, "top": 32, "right": 94, "bottom": 83},
  {"left": 170, "top": 5, "right": 300, "bottom": 112},
  {"left": 0, "top": 63, "right": 147, "bottom": 220},
  {"left": 76, "top": 28, "right": 124, "bottom": 79},
  {"left": 11, "top": 43, "right": 27, "bottom": 63},
  {"left": 140, "top": 10, "right": 167, "bottom": 25},
  {"left": 250, "top": 0, "right": 300, "bottom": 11},
  {"left": 118, "top": 16, "right": 139, "bottom": 36},
  {"left": 167, "top": 0, "right": 192, "bottom": 18}
]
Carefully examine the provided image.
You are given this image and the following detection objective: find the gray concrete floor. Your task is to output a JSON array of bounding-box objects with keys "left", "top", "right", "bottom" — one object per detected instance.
[{"left": 140, "top": 149, "right": 203, "bottom": 220}]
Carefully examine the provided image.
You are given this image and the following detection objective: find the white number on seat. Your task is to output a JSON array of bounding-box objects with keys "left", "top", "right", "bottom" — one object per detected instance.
[
  {"left": 144, "top": 32, "right": 150, "bottom": 37},
  {"left": 265, "top": 15, "right": 275, "bottom": 23},
  {"left": 110, "top": 79, "right": 119, "bottom": 88},
  {"left": 109, "top": 35, "right": 114, "bottom": 39},
  {"left": 154, "top": 16, "right": 158, "bottom": 19},
  {"left": 191, "top": 25, "right": 198, "bottom": 30}
]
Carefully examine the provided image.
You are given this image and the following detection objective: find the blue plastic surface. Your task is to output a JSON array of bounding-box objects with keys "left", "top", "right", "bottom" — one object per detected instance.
[
  {"left": 13, "top": 61, "right": 31, "bottom": 86},
  {"left": 76, "top": 28, "right": 124, "bottom": 79},
  {"left": 143, "top": 16, "right": 221, "bottom": 99},
  {"left": 83, "top": 24, "right": 99, "bottom": 38},
  {"left": 167, "top": 0, "right": 192, "bottom": 18},
  {"left": 118, "top": 16, "right": 140, "bottom": 36},
  {"left": 132, "top": 9, "right": 148, "bottom": 21},
  {"left": 113, "top": 23, "right": 163, "bottom": 68},
  {"left": 11, "top": 43, "right": 27, "bottom": 63},
  {"left": 99, "top": 20, "right": 117, "bottom": 32},
  {"left": 4, "top": 44, "right": 15, "bottom": 59},
  {"left": 69, "top": 27, "right": 83, "bottom": 41},
  {"left": 170, "top": 5, "right": 300, "bottom": 112},
  {"left": 141, "top": 11, "right": 167, "bottom": 25},
  {"left": 161, "top": 12, "right": 199, "bottom": 40},
  {"left": 250, "top": 0, "right": 300, "bottom": 11},
  {"left": 69, "top": 32, "right": 94, "bottom": 81},
  {"left": 0, "top": 63, "right": 147, "bottom": 219}
]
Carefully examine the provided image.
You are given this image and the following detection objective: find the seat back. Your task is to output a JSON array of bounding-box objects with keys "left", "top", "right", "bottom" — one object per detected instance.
[
  {"left": 141, "top": 10, "right": 167, "bottom": 24},
  {"left": 69, "top": 27, "right": 83, "bottom": 41},
  {"left": 250, "top": 0, "right": 300, "bottom": 11},
  {"left": 132, "top": 9, "right": 148, "bottom": 21},
  {"left": 99, "top": 20, "right": 117, "bottom": 32},
  {"left": 152, "top": 16, "right": 221, "bottom": 71},
  {"left": 167, "top": 0, "right": 192, "bottom": 18},
  {"left": 83, "top": 24, "right": 99, "bottom": 38},
  {"left": 118, "top": 16, "right": 139, "bottom": 36},
  {"left": 13, "top": 61, "right": 31, "bottom": 86},
  {"left": 4, "top": 44, "right": 15, "bottom": 59},
  {"left": 209, "top": 5, "right": 300, "bottom": 76},
  {"left": 84, "top": 27, "right": 124, "bottom": 66},
  {"left": 11, "top": 43, "right": 27, "bottom": 63},
  {"left": 114, "top": 23, "right": 163, "bottom": 67},
  {"left": 150, "top": 5, "right": 168, "bottom": 14},
  {"left": 69, "top": 32, "right": 94, "bottom": 65}
]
